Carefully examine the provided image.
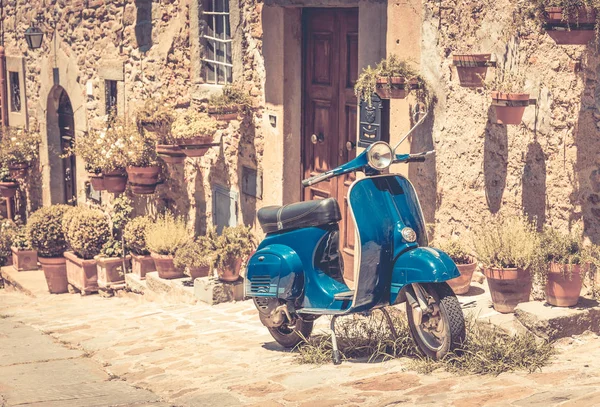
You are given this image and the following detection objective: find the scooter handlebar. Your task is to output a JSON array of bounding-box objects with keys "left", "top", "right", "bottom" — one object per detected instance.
[
  {"left": 396, "top": 150, "right": 435, "bottom": 163},
  {"left": 302, "top": 171, "right": 333, "bottom": 187}
]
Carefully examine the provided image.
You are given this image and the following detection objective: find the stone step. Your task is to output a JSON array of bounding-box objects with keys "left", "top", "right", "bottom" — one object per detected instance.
[{"left": 0, "top": 266, "right": 49, "bottom": 297}]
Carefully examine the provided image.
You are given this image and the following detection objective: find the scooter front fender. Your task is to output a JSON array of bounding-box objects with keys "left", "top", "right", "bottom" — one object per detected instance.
[{"left": 390, "top": 247, "right": 459, "bottom": 304}]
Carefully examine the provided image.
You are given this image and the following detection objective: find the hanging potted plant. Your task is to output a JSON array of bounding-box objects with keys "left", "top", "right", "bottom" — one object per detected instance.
[
  {"left": 472, "top": 216, "right": 542, "bottom": 313},
  {"left": 145, "top": 213, "right": 189, "bottom": 279},
  {"left": 354, "top": 55, "right": 425, "bottom": 106},
  {"left": 27, "top": 205, "right": 71, "bottom": 294},
  {"left": 136, "top": 97, "right": 175, "bottom": 134},
  {"left": 0, "top": 166, "right": 19, "bottom": 198},
  {"left": 124, "top": 216, "right": 155, "bottom": 279},
  {"left": 452, "top": 53, "right": 494, "bottom": 88},
  {"left": 174, "top": 229, "right": 218, "bottom": 280},
  {"left": 120, "top": 122, "right": 162, "bottom": 195},
  {"left": 169, "top": 110, "right": 220, "bottom": 158},
  {"left": 539, "top": 225, "right": 598, "bottom": 306},
  {"left": 0, "top": 219, "right": 16, "bottom": 268},
  {"left": 435, "top": 239, "right": 477, "bottom": 295},
  {"left": 535, "top": 0, "right": 600, "bottom": 45},
  {"left": 63, "top": 206, "right": 111, "bottom": 295},
  {"left": 201, "top": 83, "right": 253, "bottom": 121},
  {"left": 11, "top": 226, "right": 38, "bottom": 272},
  {"left": 214, "top": 225, "right": 256, "bottom": 282},
  {"left": 488, "top": 66, "right": 530, "bottom": 125},
  {"left": 0, "top": 126, "right": 40, "bottom": 179}
]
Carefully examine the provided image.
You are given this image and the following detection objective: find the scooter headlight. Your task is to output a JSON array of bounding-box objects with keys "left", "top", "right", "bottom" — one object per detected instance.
[{"left": 367, "top": 142, "right": 393, "bottom": 170}]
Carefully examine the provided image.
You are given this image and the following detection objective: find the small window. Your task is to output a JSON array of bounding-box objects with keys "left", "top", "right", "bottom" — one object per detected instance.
[
  {"left": 105, "top": 80, "right": 118, "bottom": 115},
  {"left": 9, "top": 71, "right": 21, "bottom": 112},
  {"left": 203, "top": 0, "right": 233, "bottom": 85}
]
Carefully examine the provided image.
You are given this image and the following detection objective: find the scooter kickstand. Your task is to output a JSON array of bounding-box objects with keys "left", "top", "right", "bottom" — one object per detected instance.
[
  {"left": 330, "top": 316, "right": 342, "bottom": 365},
  {"left": 380, "top": 308, "right": 399, "bottom": 341}
]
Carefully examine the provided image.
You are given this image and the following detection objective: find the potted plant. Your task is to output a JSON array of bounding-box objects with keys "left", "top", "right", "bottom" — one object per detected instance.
[
  {"left": 11, "top": 226, "right": 38, "bottom": 272},
  {"left": 174, "top": 229, "right": 218, "bottom": 280},
  {"left": 63, "top": 206, "right": 111, "bottom": 294},
  {"left": 0, "top": 166, "right": 19, "bottom": 198},
  {"left": 539, "top": 225, "right": 599, "bottom": 306},
  {"left": 124, "top": 216, "right": 155, "bottom": 279},
  {"left": 136, "top": 97, "right": 175, "bottom": 134},
  {"left": 534, "top": 0, "right": 600, "bottom": 45},
  {"left": 145, "top": 214, "right": 189, "bottom": 279},
  {"left": 0, "top": 127, "right": 41, "bottom": 179},
  {"left": 472, "top": 215, "right": 542, "bottom": 313},
  {"left": 488, "top": 66, "right": 529, "bottom": 125},
  {"left": 0, "top": 218, "right": 16, "bottom": 267},
  {"left": 435, "top": 239, "right": 477, "bottom": 295},
  {"left": 214, "top": 225, "right": 256, "bottom": 282},
  {"left": 27, "top": 205, "right": 71, "bottom": 293},
  {"left": 164, "top": 110, "right": 220, "bottom": 159},
  {"left": 202, "top": 84, "right": 253, "bottom": 121},
  {"left": 354, "top": 55, "right": 425, "bottom": 106},
  {"left": 96, "top": 238, "right": 130, "bottom": 290},
  {"left": 121, "top": 121, "right": 162, "bottom": 195},
  {"left": 452, "top": 52, "right": 494, "bottom": 88}
]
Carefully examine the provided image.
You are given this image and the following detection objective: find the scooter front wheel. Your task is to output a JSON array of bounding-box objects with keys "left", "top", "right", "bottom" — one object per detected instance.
[
  {"left": 268, "top": 318, "right": 314, "bottom": 349},
  {"left": 406, "top": 282, "right": 466, "bottom": 360}
]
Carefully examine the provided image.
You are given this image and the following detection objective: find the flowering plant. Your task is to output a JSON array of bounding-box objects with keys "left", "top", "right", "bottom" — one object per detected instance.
[
  {"left": 0, "top": 127, "right": 41, "bottom": 165},
  {"left": 136, "top": 98, "right": 175, "bottom": 128},
  {"left": 168, "top": 110, "right": 219, "bottom": 143}
]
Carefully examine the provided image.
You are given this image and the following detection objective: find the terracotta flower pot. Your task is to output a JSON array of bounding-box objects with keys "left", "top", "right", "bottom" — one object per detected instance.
[
  {"left": 151, "top": 253, "right": 185, "bottom": 279},
  {"left": 88, "top": 172, "right": 106, "bottom": 191},
  {"left": 177, "top": 136, "right": 219, "bottom": 158},
  {"left": 131, "top": 253, "right": 155, "bottom": 279},
  {"left": 96, "top": 255, "right": 131, "bottom": 289},
  {"left": 126, "top": 166, "right": 161, "bottom": 195},
  {"left": 544, "top": 7, "right": 596, "bottom": 45},
  {"left": 375, "top": 77, "right": 420, "bottom": 99},
  {"left": 8, "top": 162, "right": 29, "bottom": 179},
  {"left": 208, "top": 105, "right": 241, "bottom": 121},
  {"left": 545, "top": 263, "right": 585, "bottom": 307},
  {"left": 39, "top": 256, "right": 68, "bottom": 294},
  {"left": 491, "top": 91, "right": 530, "bottom": 125},
  {"left": 0, "top": 181, "right": 19, "bottom": 198},
  {"left": 217, "top": 258, "right": 243, "bottom": 282},
  {"left": 156, "top": 145, "right": 186, "bottom": 164},
  {"left": 11, "top": 247, "right": 38, "bottom": 272},
  {"left": 484, "top": 267, "right": 532, "bottom": 313},
  {"left": 103, "top": 169, "right": 127, "bottom": 194},
  {"left": 447, "top": 261, "right": 477, "bottom": 295},
  {"left": 453, "top": 54, "right": 492, "bottom": 88},
  {"left": 189, "top": 265, "right": 211, "bottom": 279},
  {"left": 64, "top": 251, "right": 99, "bottom": 294}
]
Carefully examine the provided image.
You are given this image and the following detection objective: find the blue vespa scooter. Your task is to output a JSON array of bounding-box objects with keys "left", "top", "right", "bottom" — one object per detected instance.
[{"left": 245, "top": 111, "right": 466, "bottom": 364}]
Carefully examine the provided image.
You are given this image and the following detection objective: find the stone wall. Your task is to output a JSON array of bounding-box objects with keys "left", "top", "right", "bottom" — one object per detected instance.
[
  {"left": 1, "top": 0, "right": 266, "bottom": 235},
  {"left": 417, "top": 0, "right": 599, "bottom": 242}
]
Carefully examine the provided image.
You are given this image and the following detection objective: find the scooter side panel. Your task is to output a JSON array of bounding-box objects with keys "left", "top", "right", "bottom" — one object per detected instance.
[
  {"left": 245, "top": 244, "right": 304, "bottom": 300},
  {"left": 390, "top": 247, "right": 460, "bottom": 304}
]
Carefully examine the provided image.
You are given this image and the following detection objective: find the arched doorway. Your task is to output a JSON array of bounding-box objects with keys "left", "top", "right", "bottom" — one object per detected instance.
[{"left": 46, "top": 86, "right": 77, "bottom": 205}]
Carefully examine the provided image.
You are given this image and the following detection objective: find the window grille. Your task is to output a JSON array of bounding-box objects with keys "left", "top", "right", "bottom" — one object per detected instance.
[
  {"left": 203, "top": 0, "right": 232, "bottom": 85},
  {"left": 105, "top": 80, "right": 118, "bottom": 116},
  {"left": 9, "top": 71, "right": 21, "bottom": 112}
]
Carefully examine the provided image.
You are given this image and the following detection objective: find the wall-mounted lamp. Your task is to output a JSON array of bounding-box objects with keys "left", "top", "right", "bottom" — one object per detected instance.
[{"left": 24, "top": 25, "right": 44, "bottom": 50}]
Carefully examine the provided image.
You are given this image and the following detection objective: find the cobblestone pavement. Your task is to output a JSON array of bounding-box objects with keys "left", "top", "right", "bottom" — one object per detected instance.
[{"left": 1, "top": 290, "right": 600, "bottom": 407}]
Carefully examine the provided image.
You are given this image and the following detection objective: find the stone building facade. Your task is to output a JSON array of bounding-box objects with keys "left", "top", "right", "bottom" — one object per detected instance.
[{"left": 2, "top": 0, "right": 600, "bottom": 277}]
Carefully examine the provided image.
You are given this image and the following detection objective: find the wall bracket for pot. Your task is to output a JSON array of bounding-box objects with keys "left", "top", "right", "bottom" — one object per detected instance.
[
  {"left": 491, "top": 99, "right": 537, "bottom": 107},
  {"left": 452, "top": 59, "right": 497, "bottom": 68}
]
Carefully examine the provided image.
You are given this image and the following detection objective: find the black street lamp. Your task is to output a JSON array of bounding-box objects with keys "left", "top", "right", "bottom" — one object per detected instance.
[{"left": 24, "top": 25, "right": 44, "bottom": 50}]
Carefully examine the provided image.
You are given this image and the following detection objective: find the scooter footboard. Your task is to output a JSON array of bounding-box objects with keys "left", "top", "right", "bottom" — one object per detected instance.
[
  {"left": 390, "top": 247, "right": 459, "bottom": 304},
  {"left": 245, "top": 244, "right": 304, "bottom": 301}
]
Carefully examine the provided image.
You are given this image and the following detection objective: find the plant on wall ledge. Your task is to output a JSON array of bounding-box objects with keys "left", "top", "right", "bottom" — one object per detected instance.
[
  {"left": 0, "top": 127, "right": 41, "bottom": 179},
  {"left": 452, "top": 51, "right": 494, "bottom": 88},
  {"left": 0, "top": 165, "right": 19, "bottom": 199},
  {"left": 354, "top": 55, "right": 426, "bottom": 106},
  {"left": 487, "top": 64, "right": 530, "bottom": 125},
  {"left": 533, "top": 0, "right": 600, "bottom": 45},
  {"left": 202, "top": 83, "right": 253, "bottom": 121},
  {"left": 136, "top": 97, "right": 175, "bottom": 134}
]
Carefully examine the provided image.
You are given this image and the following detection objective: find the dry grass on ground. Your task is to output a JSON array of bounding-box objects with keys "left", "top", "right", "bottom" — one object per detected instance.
[{"left": 294, "top": 309, "right": 555, "bottom": 375}]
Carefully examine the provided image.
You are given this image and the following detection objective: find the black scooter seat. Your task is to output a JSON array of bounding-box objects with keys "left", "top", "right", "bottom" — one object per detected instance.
[{"left": 257, "top": 198, "right": 342, "bottom": 234}]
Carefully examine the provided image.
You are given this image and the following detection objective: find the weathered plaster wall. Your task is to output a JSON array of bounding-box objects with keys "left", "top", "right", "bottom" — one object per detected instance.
[
  {"left": 416, "top": 0, "right": 599, "bottom": 242},
  {"left": 2, "top": 0, "right": 267, "bottom": 234}
]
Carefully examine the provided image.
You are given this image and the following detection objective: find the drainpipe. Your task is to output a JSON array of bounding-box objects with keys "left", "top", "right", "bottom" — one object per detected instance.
[{"left": 0, "top": 46, "right": 7, "bottom": 128}]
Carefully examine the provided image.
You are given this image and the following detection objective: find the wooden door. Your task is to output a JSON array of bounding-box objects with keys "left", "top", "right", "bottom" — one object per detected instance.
[
  {"left": 58, "top": 90, "right": 76, "bottom": 205},
  {"left": 303, "top": 8, "right": 359, "bottom": 282}
]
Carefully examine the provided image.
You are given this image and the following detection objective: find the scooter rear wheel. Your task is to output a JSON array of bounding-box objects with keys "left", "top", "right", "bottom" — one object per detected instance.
[
  {"left": 406, "top": 282, "right": 466, "bottom": 360},
  {"left": 268, "top": 318, "right": 314, "bottom": 349}
]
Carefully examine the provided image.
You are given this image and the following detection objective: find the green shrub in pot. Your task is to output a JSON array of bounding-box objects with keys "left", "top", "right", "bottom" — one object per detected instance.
[
  {"left": 145, "top": 214, "right": 189, "bottom": 256},
  {"left": 214, "top": 225, "right": 256, "bottom": 282},
  {"left": 174, "top": 229, "right": 218, "bottom": 278},
  {"left": 0, "top": 218, "right": 16, "bottom": 266},
  {"left": 27, "top": 205, "right": 71, "bottom": 258},
  {"left": 63, "top": 207, "right": 111, "bottom": 260},
  {"left": 124, "top": 216, "right": 153, "bottom": 256}
]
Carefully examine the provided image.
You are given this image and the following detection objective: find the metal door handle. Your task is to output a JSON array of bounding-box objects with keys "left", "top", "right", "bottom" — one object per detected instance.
[
  {"left": 346, "top": 141, "right": 356, "bottom": 151},
  {"left": 311, "top": 133, "right": 325, "bottom": 144}
]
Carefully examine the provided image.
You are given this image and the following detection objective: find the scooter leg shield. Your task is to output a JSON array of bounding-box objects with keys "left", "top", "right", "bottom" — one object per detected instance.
[{"left": 390, "top": 247, "right": 459, "bottom": 304}]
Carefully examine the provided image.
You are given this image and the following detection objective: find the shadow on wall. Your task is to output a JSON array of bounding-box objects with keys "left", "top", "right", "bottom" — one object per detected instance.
[
  {"left": 484, "top": 104, "right": 508, "bottom": 214},
  {"left": 574, "top": 57, "right": 600, "bottom": 242},
  {"left": 238, "top": 114, "right": 258, "bottom": 228},
  {"left": 522, "top": 138, "right": 547, "bottom": 231},
  {"left": 135, "top": 0, "right": 153, "bottom": 51},
  {"left": 409, "top": 103, "right": 437, "bottom": 226}
]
